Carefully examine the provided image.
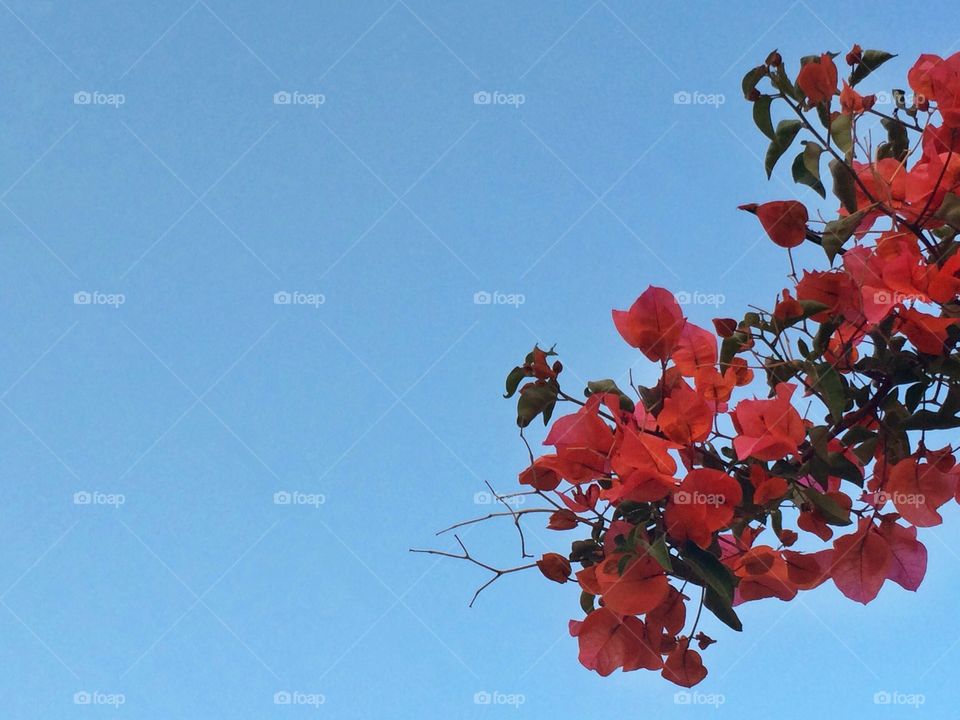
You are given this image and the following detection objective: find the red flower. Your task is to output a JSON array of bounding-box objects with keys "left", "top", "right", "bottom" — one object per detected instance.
[
  {"left": 797, "top": 53, "right": 838, "bottom": 105},
  {"left": 612, "top": 286, "right": 686, "bottom": 361},
  {"left": 536, "top": 553, "right": 571, "bottom": 583},
  {"left": 731, "top": 383, "right": 806, "bottom": 461},
  {"left": 739, "top": 201, "right": 808, "bottom": 248}
]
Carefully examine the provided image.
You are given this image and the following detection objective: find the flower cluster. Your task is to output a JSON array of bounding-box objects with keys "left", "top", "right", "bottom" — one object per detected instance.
[{"left": 494, "top": 47, "right": 960, "bottom": 686}]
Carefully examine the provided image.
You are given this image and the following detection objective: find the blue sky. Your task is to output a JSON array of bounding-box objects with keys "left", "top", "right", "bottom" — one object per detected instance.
[{"left": 2, "top": 1, "right": 960, "bottom": 717}]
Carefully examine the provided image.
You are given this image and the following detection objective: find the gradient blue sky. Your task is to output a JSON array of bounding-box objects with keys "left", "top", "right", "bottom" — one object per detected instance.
[{"left": 2, "top": 1, "right": 960, "bottom": 718}]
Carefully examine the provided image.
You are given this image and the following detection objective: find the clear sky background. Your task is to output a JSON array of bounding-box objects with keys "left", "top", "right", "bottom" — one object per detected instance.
[{"left": 2, "top": 1, "right": 960, "bottom": 718}]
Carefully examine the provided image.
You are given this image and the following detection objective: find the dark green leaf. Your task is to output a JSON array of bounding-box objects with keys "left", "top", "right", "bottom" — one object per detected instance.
[
  {"left": 765, "top": 120, "right": 802, "bottom": 178},
  {"left": 681, "top": 542, "right": 735, "bottom": 604},
  {"left": 791, "top": 143, "right": 825, "bottom": 197},
  {"left": 742, "top": 65, "right": 767, "bottom": 98},
  {"left": 753, "top": 95, "right": 775, "bottom": 139},
  {"left": 504, "top": 366, "right": 527, "bottom": 398},
  {"left": 829, "top": 113, "right": 853, "bottom": 156},
  {"left": 829, "top": 158, "right": 858, "bottom": 214},
  {"left": 703, "top": 586, "right": 743, "bottom": 632},
  {"left": 516, "top": 384, "right": 558, "bottom": 428},
  {"left": 804, "top": 486, "right": 852, "bottom": 526},
  {"left": 849, "top": 50, "right": 896, "bottom": 86}
]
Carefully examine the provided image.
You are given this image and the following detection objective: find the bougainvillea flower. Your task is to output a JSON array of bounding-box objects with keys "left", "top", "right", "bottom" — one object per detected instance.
[
  {"left": 661, "top": 638, "right": 707, "bottom": 687},
  {"left": 731, "top": 545, "right": 797, "bottom": 603},
  {"left": 731, "top": 383, "right": 806, "bottom": 461},
  {"left": 594, "top": 554, "right": 670, "bottom": 615},
  {"left": 739, "top": 200, "right": 809, "bottom": 248},
  {"left": 797, "top": 53, "right": 838, "bottom": 105},
  {"left": 536, "top": 553, "right": 571, "bottom": 583},
  {"left": 831, "top": 519, "right": 891, "bottom": 604},
  {"left": 897, "top": 307, "right": 957, "bottom": 354},
  {"left": 839, "top": 81, "right": 875, "bottom": 114},
  {"left": 664, "top": 469, "right": 743, "bottom": 548},
  {"left": 878, "top": 520, "right": 927, "bottom": 591},
  {"left": 671, "top": 322, "right": 718, "bottom": 376},
  {"left": 570, "top": 608, "right": 662, "bottom": 676},
  {"left": 885, "top": 456, "right": 957, "bottom": 527},
  {"left": 612, "top": 286, "right": 686, "bottom": 361},
  {"left": 657, "top": 384, "right": 713, "bottom": 444}
]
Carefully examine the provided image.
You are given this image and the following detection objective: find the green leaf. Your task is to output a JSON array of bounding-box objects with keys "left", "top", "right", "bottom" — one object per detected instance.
[
  {"left": 516, "top": 384, "right": 558, "bottom": 428},
  {"left": 829, "top": 158, "right": 858, "bottom": 214},
  {"left": 852, "top": 435, "right": 879, "bottom": 465},
  {"left": 904, "top": 382, "right": 927, "bottom": 412},
  {"left": 580, "top": 591, "right": 595, "bottom": 614},
  {"left": 829, "top": 113, "right": 853, "bottom": 156},
  {"left": 770, "top": 67, "right": 799, "bottom": 101},
  {"left": 703, "top": 586, "right": 743, "bottom": 632},
  {"left": 813, "top": 362, "right": 846, "bottom": 420},
  {"left": 681, "top": 542, "right": 735, "bottom": 604},
  {"left": 827, "top": 452, "right": 864, "bottom": 486},
  {"left": 641, "top": 535, "right": 673, "bottom": 572},
  {"left": 904, "top": 410, "right": 960, "bottom": 431},
  {"left": 804, "top": 486, "right": 852, "bottom": 526},
  {"left": 822, "top": 209, "right": 868, "bottom": 263},
  {"left": 742, "top": 65, "right": 767, "bottom": 98},
  {"left": 849, "top": 50, "right": 896, "bottom": 86},
  {"left": 504, "top": 366, "right": 527, "bottom": 398},
  {"left": 585, "top": 379, "right": 635, "bottom": 412},
  {"left": 765, "top": 120, "right": 802, "bottom": 178},
  {"left": 752, "top": 95, "right": 775, "bottom": 139},
  {"left": 791, "top": 143, "right": 825, "bottom": 197},
  {"left": 935, "top": 193, "right": 960, "bottom": 231}
]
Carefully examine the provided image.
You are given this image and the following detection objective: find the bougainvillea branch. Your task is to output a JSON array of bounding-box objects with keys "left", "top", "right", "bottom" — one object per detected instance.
[{"left": 418, "top": 46, "right": 960, "bottom": 687}]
